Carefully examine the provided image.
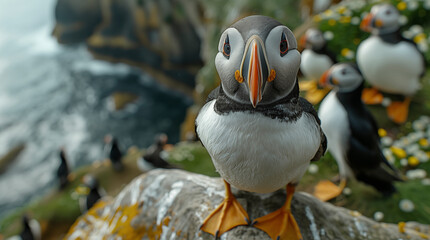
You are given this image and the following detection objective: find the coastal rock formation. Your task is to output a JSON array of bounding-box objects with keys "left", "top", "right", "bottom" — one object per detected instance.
[{"left": 65, "top": 169, "right": 430, "bottom": 240}]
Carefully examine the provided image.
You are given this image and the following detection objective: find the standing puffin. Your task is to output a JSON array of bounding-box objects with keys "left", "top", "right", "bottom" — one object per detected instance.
[
  {"left": 299, "top": 28, "right": 336, "bottom": 104},
  {"left": 316, "top": 63, "right": 402, "bottom": 201},
  {"left": 195, "top": 15, "right": 326, "bottom": 240},
  {"left": 57, "top": 148, "right": 70, "bottom": 190},
  {"left": 104, "top": 135, "right": 124, "bottom": 171},
  {"left": 18, "top": 214, "right": 41, "bottom": 240},
  {"left": 357, "top": 3, "right": 425, "bottom": 123},
  {"left": 137, "top": 133, "right": 176, "bottom": 172},
  {"left": 78, "top": 174, "right": 105, "bottom": 213}
]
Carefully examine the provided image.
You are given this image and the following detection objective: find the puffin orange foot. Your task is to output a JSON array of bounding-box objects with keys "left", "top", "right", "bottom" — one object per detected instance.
[
  {"left": 253, "top": 184, "right": 303, "bottom": 240},
  {"left": 362, "top": 88, "right": 383, "bottom": 105},
  {"left": 313, "top": 179, "right": 347, "bottom": 202},
  {"left": 200, "top": 181, "right": 249, "bottom": 237},
  {"left": 387, "top": 98, "right": 411, "bottom": 124}
]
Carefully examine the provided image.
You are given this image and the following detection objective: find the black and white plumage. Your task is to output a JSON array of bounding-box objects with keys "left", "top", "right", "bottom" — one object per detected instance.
[
  {"left": 300, "top": 28, "right": 336, "bottom": 81},
  {"left": 196, "top": 15, "right": 326, "bottom": 194},
  {"left": 137, "top": 133, "right": 175, "bottom": 172},
  {"left": 104, "top": 135, "right": 124, "bottom": 171},
  {"left": 79, "top": 175, "right": 105, "bottom": 213},
  {"left": 357, "top": 3, "right": 425, "bottom": 96},
  {"left": 195, "top": 15, "right": 326, "bottom": 239},
  {"left": 12, "top": 215, "right": 41, "bottom": 240},
  {"left": 57, "top": 148, "right": 70, "bottom": 190},
  {"left": 319, "top": 63, "right": 402, "bottom": 195}
]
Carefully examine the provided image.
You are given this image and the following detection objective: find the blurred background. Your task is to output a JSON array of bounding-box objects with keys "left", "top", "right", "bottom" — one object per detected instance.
[{"left": 0, "top": 0, "right": 430, "bottom": 239}]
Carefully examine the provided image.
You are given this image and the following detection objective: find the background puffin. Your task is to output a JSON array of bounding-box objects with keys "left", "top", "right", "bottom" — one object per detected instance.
[
  {"left": 299, "top": 28, "right": 336, "bottom": 104},
  {"left": 137, "top": 133, "right": 176, "bottom": 172},
  {"left": 8, "top": 214, "right": 42, "bottom": 240},
  {"left": 104, "top": 135, "right": 124, "bottom": 171},
  {"left": 195, "top": 15, "right": 326, "bottom": 240},
  {"left": 316, "top": 63, "right": 403, "bottom": 201},
  {"left": 357, "top": 3, "right": 426, "bottom": 123},
  {"left": 57, "top": 148, "right": 70, "bottom": 190},
  {"left": 77, "top": 174, "right": 105, "bottom": 213}
]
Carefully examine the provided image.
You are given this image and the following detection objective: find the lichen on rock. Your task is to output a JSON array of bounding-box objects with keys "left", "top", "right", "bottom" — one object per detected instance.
[{"left": 65, "top": 169, "right": 430, "bottom": 240}]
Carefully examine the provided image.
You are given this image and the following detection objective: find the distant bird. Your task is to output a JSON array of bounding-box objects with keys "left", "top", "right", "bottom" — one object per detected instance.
[
  {"left": 104, "top": 135, "right": 124, "bottom": 171},
  {"left": 12, "top": 214, "right": 41, "bottom": 240},
  {"left": 57, "top": 148, "right": 70, "bottom": 190},
  {"left": 316, "top": 63, "right": 403, "bottom": 201},
  {"left": 78, "top": 175, "right": 105, "bottom": 213},
  {"left": 299, "top": 28, "right": 336, "bottom": 104},
  {"left": 357, "top": 3, "right": 425, "bottom": 123},
  {"left": 137, "top": 133, "right": 175, "bottom": 172},
  {"left": 195, "top": 15, "right": 326, "bottom": 240}
]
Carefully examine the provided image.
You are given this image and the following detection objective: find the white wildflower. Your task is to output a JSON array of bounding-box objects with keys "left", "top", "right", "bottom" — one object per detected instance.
[
  {"left": 405, "top": 144, "right": 420, "bottom": 155},
  {"left": 343, "top": 187, "right": 352, "bottom": 195},
  {"left": 373, "top": 211, "right": 384, "bottom": 221},
  {"left": 381, "top": 136, "right": 393, "bottom": 146},
  {"left": 400, "top": 158, "right": 408, "bottom": 166},
  {"left": 399, "top": 199, "right": 415, "bottom": 212},
  {"left": 419, "top": 116, "right": 430, "bottom": 124},
  {"left": 323, "top": 31, "right": 334, "bottom": 40},
  {"left": 406, "top": 169, "right": 427, "bottom": 179},
  {"left": 407, "top": 1, "right": 419, "bottom": 10},
  {"left": 398, "top": 15, "right": 408, "bottom": 25},
  {"left": 425, "top": 0, "right": 430, "bottom": 10},
  {"left": 410, "top": 25, "right": 424, "bottom": 35},
  {"left": 308, "top": 163, "right": 319, "bottom": 174},
  {"left": 422, "top": 178, "right": 430, "bottom": 185},
  {"left": 351, "top": 16, "right": 361, "bottom": 25},
  {"left": 416, "top": 150, "right": 429, "bottom": 162},
  {"left": 418, "top": 42, "right": 428, "bottom": 53},
  {"left": 413, "top": 119, "right": 426, "bottom": 131},
  {"left": 381, "top": 97, "right": 392, "bottom": 107}
]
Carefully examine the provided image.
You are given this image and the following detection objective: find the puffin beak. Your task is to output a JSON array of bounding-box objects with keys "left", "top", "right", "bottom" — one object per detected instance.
[
  {"left": 319, "top": 69, "right": 334, "bottom": 87},
  {"left": 299, "top": 34, "right": 307, "bottom": 48},
  {"left": 241, "top": 36, "right": 269, "bottom": 108},
  {"left": 360, "top": 13, "right": 375, "bottom": 32}
]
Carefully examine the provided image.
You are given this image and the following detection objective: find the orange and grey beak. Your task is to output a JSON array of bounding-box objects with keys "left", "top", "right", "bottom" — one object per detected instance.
[
  {"left": 240, "top": 36, "right": 270, "bottom": 108},
  {"left": 319, "top": 69, "right": 337, "bottom": 87},
  {"left": 360, "top": 13, "right": 383, "bottom": 32},
  {"left": 299, "top": 34, "right": 307, "bottom": 48}
]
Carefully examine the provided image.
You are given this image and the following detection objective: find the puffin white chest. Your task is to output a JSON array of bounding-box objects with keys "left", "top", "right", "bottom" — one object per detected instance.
[
  {"left": 196, "top": 100, "right": 321, "bottom": 194},
  {"left": 318, "top": 92, "right": 352, "bottom": 178},
  {"left": 357, "top": 37, "right": 423, "bottom": 95},
  {"left": 300, "top": 49, "right": 333, "bottom": 80}
]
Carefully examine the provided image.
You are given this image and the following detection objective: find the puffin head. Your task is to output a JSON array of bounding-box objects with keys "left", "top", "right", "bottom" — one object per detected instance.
[
  {"left": 299, "top": 28, "right": 326, "bottom": 51},
  {"left": 215, "top": 15, "right": 300, "bottom": 108},
  {"left": 360, "top": 4, "right": 400, "bottom": 34},
  {"left": 320, "top": 63, "right": 363, "bottom": 93}
]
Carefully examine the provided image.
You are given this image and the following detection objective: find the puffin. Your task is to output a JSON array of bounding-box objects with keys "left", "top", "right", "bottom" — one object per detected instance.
[
  {"left": 357, "top": 3, "right": 425, "bottom": 123},
  {"left": 316, "top": 62, "right": 403, "bottom": 201},
  {"left": 57, "top": 148, "right": 70, "bottom": 190},
  {"left": 195, "top": 15, "right": 326, "bottom": 240},
  {"left": 77, "top": 174, "right": 105, "bottom": 213},
  {"left": 104, "top": 135, "right": 124, "bottom": 171},
  {"left": 137, "top": 133, "right": 176, "bottom": 172},
  {"left": 299, "top": 28, "right": 336, "bottom": 104},
  {"left": 17, "top": 214, "right": 41, "bottom": 240}
]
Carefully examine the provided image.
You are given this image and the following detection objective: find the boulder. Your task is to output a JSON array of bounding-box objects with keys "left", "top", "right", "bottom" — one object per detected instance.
[{"left": 64, "top": 169, "right": 429, "bottom": 240}]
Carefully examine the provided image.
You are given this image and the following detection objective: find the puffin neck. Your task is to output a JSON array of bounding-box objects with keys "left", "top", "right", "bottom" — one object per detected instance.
[
  {"left": 377, "top": 29, "right": 403, "bottom": 44},
  {"left": 336, "top": 82, "right": 364, "bottom": 105}
]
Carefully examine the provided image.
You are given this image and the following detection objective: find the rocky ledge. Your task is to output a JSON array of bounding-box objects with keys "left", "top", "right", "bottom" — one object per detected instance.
[{"left": 64, "top": 169, "right": 429, "bottom": 240}]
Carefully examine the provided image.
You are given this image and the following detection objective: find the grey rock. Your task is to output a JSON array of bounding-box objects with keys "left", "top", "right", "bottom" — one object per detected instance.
[{"left": 65, "top": 169, "right": 429, "bottom": 240}]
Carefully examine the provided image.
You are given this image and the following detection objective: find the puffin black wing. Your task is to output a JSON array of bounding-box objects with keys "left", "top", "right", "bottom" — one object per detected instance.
[{"left": 298, "top": 97, "right": 327, "bottom": 162}]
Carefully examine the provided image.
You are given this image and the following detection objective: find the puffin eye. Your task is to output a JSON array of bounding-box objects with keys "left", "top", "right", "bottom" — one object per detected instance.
[
  {"left": 280, "top": 32, "right": 289, "bottom": 56},
  {"left": 385, "top": 10, "right": 391, "bottom": 15},
  {"left": 223, "top": 35, "right": 231, "bottom": 59},
  {"left": 341, "top": 69, "right": 347, "bottom": 75}
]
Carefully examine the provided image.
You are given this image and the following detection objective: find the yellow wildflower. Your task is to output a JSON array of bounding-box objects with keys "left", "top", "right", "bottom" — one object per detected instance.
[
  {"left": 419, "top": 138, "right": 429, "bottom": 147},
  {"left": 378, "top": 128, "right": 387, "bottom": 137},
  {"left": 414, "top": 33, "right": 426, "bottom": 43},
  {"left": 337, "top": 6, "right": 347, "bottom": 14},
  {"left": 408, "top": 156, "right": 420, "bottom": 167},
  {"left": 397, "top": 2, "right": 407, "bottom": 11},
  {"left": 340, "top": 16, "right": 351, "bottom": 24},
  {"left": 353, "top": 38, "right": 361, "bottom": 45},
  {"left": 313, "top": 15, "right": 322, "bottom": 22},
  {"left": 324, "top": 9, "right": 333, "bottom": 16},
  {"left": 391, "top": 146, "right": 407, "bottom": 158},
  {"left": 328, "top": 19, "right": 336, "bottom": 26}
]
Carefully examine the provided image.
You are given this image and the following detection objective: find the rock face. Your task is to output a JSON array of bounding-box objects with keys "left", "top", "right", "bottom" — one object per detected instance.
[{"left": 65, "top": 169, "right": 429, "bottom": 240}]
